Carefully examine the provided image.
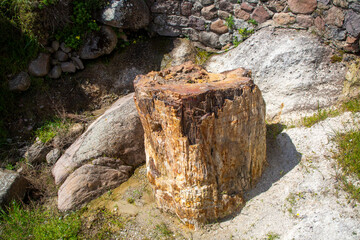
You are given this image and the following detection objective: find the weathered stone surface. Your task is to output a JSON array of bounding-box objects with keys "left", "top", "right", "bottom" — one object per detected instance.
[
  {"left": 79, "top": 26, "right": 118, "bottom": 60},
  {"left": 199, "top": 31, "right": 221, "bottom": 49},
  {"left": 134, "top": 62, "right": 266, "bottom": 227},
  {"left": 60, "top": 42, "right": 71, "bottom": 53},
  {"left": 151, "top": 0, "right": 179, "bottom": 14},
  {"left": 161, "top": 38, "right": 196, "bottom": 69},
  {"left": 343, "top": 60, "right": 360, "bottom": 98},
  {"left": 48, "top": 66, "right": 62, "bottom": 79},
  {"left": 251, "top": 6, "right": 271, "bottom": 24},
  {"left": 9, "top": 72, "right": 30, "bottom": 91},
  {"left": 46, "top": 148, "right": 61, "bottom": 165},
  {"left": 241, "top": 2, "right": 254, "bottom": 13},
  {"left": 344, "top": 10, "right": 360, "bottom": 37},
  {"left": 55, "top": 50, "right": 69, "bottom": 62},
  {"left": 181, "top": 2, "right": 193, "bottom": 16},
  {"left": 332, "top": 0, "right": 348, "bottom": 8},
  {"left": 267, "top": 0, "right": 286, "bottom": 13},
  {"left": 51, "top": 40, "right": 60, "bottom": 51},
  {"left": 288, "top": 0, "right": 317, "bottom": 14},
  {"left": 219, "top": 33, "right": 232, "bottom": 45},
  {"left": 61, "top": 62, "right": 76, "bottom": 73},
  {"left": 218, "top": 0, "right": 233, "bottom": 12},
  {"left": 296, "top": 14, "right": 314, "bottom": 27},
  {"left": 52, "top": 93, "right": 145, "bottom": 185},
  {"left": 0, "top": 170, "right": 29, "bottom": 208},
  {"left": 24, "top": 139, "right": 50, "bottom": 164},
  {"left": 28, "top": 53, "right": 51, "bottom": 77},
  {"left": 182, "top": 28, "right": 199, "bottom": 41},
  {"left": 189, "top": 16, "right": 206, "bottom": 31},
  {"left": 152, "top": 24, "right": 181, "bottom": 37},
  {"left": 218, "top": 10, "right": 230, "bottom": 19},
  {"left": 166, "top": 15, "right": 189, "bottom": 27},
  {"left": 350, "top": 2, "right": 360, "bottom": 13},
  {"left": 101, "top": 0, "right": 150, "bottom": 29},
  {"left": 206, "top": 27, "right": 346, "bottom": 120},
  {"left": 201, "top": 4, "right": 218, "bottom": 20},
  {"left": 324, "top": 26, "right": 346, "bottom": 41},
  {"left": 273, "top": 13, "right": 296, "bottom": 25},
  {"left": 71, "top": 57, "right": 84, "bottom": 70},
  {"left": 58, "top": 159, "right": 133, "bottom": 211},
  {"left": 325, "top": 7, "right": 345, "bottom": 27},
  {"left": 210, "top": 19, "right": 228, "bottom": 34},
  {"left": 235, "top": 8, "right": 251, "bottom": 20},
  {"left": 201, "top": 0, "right": 214, "bottom": 6},
  {"left": 314, "top": 16, "right": 325, "bottom": 31}
]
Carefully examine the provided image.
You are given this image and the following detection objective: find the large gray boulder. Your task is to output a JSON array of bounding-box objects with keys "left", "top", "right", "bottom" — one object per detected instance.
[
  {"left": 101, "top": 0, "right": 150, "bottom": 30},
  {"left": 57, "top": 158, "right": 132, "bottom": 211},
  {"left": 52, "top": 93, "right": 145, "bottom": 210},
  {"left": 206, "top": 27, "right": 346, "bottom": 121},
  {"left": 0, "top": 169, "right": 29, "bottom": 208}
]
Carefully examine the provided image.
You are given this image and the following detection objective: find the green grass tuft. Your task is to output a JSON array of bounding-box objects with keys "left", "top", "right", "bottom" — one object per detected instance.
[
  {"left": 303, "top": 108, "right": 340, "bottom": 127},
  {"left": 334, "top": 129, "right": 360, "bottom": 202},
  {"left": 155, "top": 222, "right": 173, "bottom": 237},
  {"left": 266, "top": 232, "right": 280, "bottom": 240},
  {"left": 0, "top": 201, "right": 81, "bottom": 240},
  {"left": 343, "top": 96, "right": 360, "bottom": 113},
  {"left": 34, "top": 118, "right": 71, "bottom": 143},
  {"left": 195, "top": 48, "right": 213, "bottom": 66}
]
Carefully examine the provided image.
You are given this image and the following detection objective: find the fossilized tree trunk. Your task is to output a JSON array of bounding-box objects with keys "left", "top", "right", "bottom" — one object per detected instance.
[{"left": 134, "top": 62, "right": 266, "bottom": 228}]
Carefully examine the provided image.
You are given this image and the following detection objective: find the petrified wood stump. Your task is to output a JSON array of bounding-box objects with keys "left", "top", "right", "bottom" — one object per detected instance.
[{"left": 134, "top": 62, "right": 266, "bottom": 227}]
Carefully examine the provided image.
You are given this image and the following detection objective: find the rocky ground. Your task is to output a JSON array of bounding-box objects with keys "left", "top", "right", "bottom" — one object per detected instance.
[
  {"left": 2, "top": 25, "right": 360, "bottom": 240},
  {"left": 82, "top": 111, "right": 360, "bottom": 240}
]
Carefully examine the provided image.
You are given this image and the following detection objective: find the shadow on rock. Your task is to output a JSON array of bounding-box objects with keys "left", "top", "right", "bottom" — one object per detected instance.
[{"left": 244, "top": 124, "right": 302, "bottom": 200}]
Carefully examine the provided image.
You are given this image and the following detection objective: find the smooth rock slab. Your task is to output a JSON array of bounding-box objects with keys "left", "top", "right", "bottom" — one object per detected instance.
[
  {"left": 58, "top": 158, "right": 132, "bottom": 211},
  {"left": 52, "top": 93, "right": 145, "bottom": 185},
  {"left": 134, "top": 62, "right": 266, "bottom": 227},
  {"left": 206, "top": 27, "right": 346, "bottom": 121},
  {"left": 0, "top": 169, "right": 29, "bottom": 208}
]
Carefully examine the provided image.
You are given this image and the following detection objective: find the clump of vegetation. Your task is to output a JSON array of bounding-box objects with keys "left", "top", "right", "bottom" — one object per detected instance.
[
  {"left": 331, "top": 54, "right": 343, "bottom": 63},
  {"left": 343, "top": 96, "right": 360, "bottom": 112},
  {"left": 266, "top": 232, "right": 280, "bottom": 240},
  {"left": 195, "top": 48, "right": 213, "bottom": 66},
  {"left": 303, "top": 108, "right": 340, "bottom": 127},
  {"left": 0, "top": 201, "right": 82, "bottom": 240},
  {"left": 82, "top": 207, "right": 127, "bottom": 239},
  {"left": 55, "top": 0, "right": 105, "bottom": 49},
  {"left": 34, "top": 118, "right": 71, "bottom": 143},
  {"left": 155, "top": 222, "right": 173, "bottom": 238},
  {"left": 225, "top": 14, "right": 235, "bottom": 30},
  {"left": 334, "top": 129, "right": 360, "bottom": 202},
  {"left": 232, "top": 28, "right": 254, "bottom": 47},
  {"left": 238, "top": 28, "right": 254, "bottom": 39},
  {"left": 247, "top": 19, "right": 258, "bottom": 26}
]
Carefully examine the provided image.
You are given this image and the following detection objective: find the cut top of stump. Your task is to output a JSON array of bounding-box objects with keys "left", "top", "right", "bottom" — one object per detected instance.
[{"left": 134, "top": 61, "right": 253, "bottom": 96}]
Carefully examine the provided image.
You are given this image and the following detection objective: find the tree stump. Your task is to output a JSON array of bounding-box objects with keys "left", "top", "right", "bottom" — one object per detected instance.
[{"left": 134, "top": 62, "right": 266, "bottom": 228}]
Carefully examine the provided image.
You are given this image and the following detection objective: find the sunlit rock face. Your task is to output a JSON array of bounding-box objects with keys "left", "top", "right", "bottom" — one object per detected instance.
[{"left": 134, "top": 62, "right": 266, "bottom": 228}]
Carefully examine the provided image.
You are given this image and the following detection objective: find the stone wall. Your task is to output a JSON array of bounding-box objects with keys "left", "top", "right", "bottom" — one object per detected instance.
[{"left": 149, "top": 0, "right": 360, "bottom": 52}]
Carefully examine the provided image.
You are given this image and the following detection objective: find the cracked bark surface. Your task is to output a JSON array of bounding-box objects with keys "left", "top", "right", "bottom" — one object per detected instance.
[{"left": 134, "top": 62, "right": 266, "bottom": 227}]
